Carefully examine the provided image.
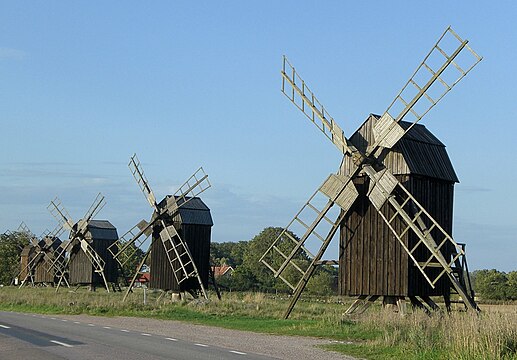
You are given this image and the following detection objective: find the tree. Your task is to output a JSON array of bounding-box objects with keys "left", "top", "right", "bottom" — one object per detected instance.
[
  {"left": 0, "top": 232, "right": 31, "bottom": 285},
  {"left": 228, "top": 265, "right": 257, "bottom": 291},
  {"left": 122, "top": 244, "right": 146, "bottom": 278},
  {"left": 472, "top": 269, "right": 509, "bottom": 300},
  {"left": 234, "top": 227, "right": 311, "bottom": 292},
  {"left": 506, "top": 271, "right": 517, "bottom": 300},
  {"left": 211, "top": 241, "right": 247, "bottom": 267},
  {"left": 305, "top": 265, "right": 338, "bottom": 296},
  {"left": 241, "top": 227, "right": 283, "bottom": 291}
]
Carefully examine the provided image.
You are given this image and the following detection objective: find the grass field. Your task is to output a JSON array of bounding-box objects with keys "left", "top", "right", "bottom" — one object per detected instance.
[{"left": 0, "top": 286, "right": 516, "bottom": 359}]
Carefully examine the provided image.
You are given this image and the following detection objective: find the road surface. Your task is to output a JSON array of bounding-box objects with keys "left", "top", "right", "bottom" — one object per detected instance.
[{"left": 0, "top": 311, "right": 351, "bottom": 359}]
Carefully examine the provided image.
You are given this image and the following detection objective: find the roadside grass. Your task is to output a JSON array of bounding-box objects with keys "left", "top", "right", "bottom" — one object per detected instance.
[{"left": 1, "top": 287, "right": 516, "bottom": 359}]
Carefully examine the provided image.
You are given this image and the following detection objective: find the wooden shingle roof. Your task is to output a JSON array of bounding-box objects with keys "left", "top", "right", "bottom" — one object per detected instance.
[
  {"left": 341, "top": 114, "right": 459, "bottom": 183},
  {"left": 164, "top": 196, "right": 213, "bottom": 226}
]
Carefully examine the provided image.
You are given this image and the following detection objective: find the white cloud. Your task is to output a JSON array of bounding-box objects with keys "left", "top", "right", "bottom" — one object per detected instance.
[{"left": 0, "top": 47, "right": 26, "bottom": 60}]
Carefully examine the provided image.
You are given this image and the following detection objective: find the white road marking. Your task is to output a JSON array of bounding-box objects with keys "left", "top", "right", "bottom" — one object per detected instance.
[
  {"left": 166, "top": 337, "right": 178, "bottom": 341},
  {"left": 120, "top": 329, "right": 129, "bottom": 332},
  {"left": 141, "top": 333, "right": 151, "bottom": 336},
  {"left": 230, "top": 350, "right": 247, "bottom": 355},
  {"left": 61, "top": 319, "right": 68, "bottom": 322},
  {"left": 0, "top": 325, "right": 11, "bottom": 329},
  {"left": 88, "top": 324, "right": 95, "bottom": 327},
  {"left": 50, "top": 340, "right": 73, "bottom": 348},
  {"left": 74, "top": 322, "right": 80, "bottom": 324},
  {"left": 103, "top": 326, "right": 111, "bottom": 329},
  {"left": 195, "top": 343, "right": 208, "bottom": 347},
  {"left": 32, "top": 315, "right": 37, "bottom": 317},
  {"left": 51, "top": 317, "right": 56, "bottom": 320}
]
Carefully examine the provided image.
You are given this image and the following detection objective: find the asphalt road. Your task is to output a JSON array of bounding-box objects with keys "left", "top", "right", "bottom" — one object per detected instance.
[{"left": 0, "top": 311, "right": 275, "bottom": 360}]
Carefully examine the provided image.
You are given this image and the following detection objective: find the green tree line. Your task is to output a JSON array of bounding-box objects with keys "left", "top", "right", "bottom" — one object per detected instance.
[{"left": 471, "top": 269, "right": 517, "bottom": 301}]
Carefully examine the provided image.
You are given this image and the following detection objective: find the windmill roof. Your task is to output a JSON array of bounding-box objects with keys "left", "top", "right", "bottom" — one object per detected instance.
[
  {"left": 86, "top": 220, "right": 118, "bottom": 240},
  {"left": 346, "top": 114, "right": 458, "bottom": 182},
  {"left": 39, "top": 236, "right": 62, "bottom": 250},
  {"left": 176, "top": 197, "right": 213, "bottom": 226},
  {"left": 161, "top": 196, "right": 213, "bottom": 226}
]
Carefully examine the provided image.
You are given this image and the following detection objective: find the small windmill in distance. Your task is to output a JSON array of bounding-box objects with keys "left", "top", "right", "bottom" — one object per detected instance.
[
  {"left": 48, "top": 193, "right": 119, "bottom": 292},
  {"left": 16, "top": 221, "right": 68, "bottom": 287}
]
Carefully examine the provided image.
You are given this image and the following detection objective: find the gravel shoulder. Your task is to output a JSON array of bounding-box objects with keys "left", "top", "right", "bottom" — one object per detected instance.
[{"left": 59, "top": 313, "right": 355, "bottom": 360}]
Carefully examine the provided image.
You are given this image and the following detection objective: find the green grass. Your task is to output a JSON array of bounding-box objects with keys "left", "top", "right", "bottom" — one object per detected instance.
[{"left": 1, "top": 287, "right": 516, "bottom": 359}]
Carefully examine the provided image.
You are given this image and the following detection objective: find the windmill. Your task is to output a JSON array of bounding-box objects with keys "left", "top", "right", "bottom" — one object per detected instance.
[
  {"left": 260, "top": 27, "right": 482, "bottom": 318},
  {"left": 16, "top": 222, "right": 68, "bottom": 287},
  {"left": 14, "top": 222, "right": 40, "bottom": 286},
  {"left": 109, "top": 154, "right": 212, "bottom": 301},
  {"left": 48, "top": 193, "right": 119, "bottom": 292}
]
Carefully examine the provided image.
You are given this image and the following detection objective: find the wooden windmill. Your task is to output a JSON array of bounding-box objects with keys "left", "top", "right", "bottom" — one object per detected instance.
[
  {"left": 16, "top": 222, "right": 68, "bottom": 287},
  {"left": 15, "top": 222, "right": 40, "bottom": 286},
  {"left": 48, "top": 193, "right": 119, "bottom": 291},
  {"left": 109, "top": 154, "right": 212, "bottom": 301},
  {"left": 260, "top": 27, "right": 482, "bottom": 318}
]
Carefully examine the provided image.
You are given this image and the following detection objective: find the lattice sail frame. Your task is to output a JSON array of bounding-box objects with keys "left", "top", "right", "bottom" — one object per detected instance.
[{"left": 371, "top": 26, "right": 482, "bottom": 150}]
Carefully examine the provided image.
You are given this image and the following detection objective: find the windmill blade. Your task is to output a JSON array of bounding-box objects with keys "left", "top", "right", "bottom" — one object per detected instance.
[
  {"left": 18, "top": 251, "right": 44, "bottom": 286},
  {"left": 109, "top": 219, "right": 151, "bottom": 267},
  {"left": 260, "top": 173, "right": 358, "bottom": 290},
  {"left": 283, "top": 209, "right": 349, "bottom": 319},
  {"left": 158, "top": 220, "right": 207, "bottom": 298},
  {"left": 4, "top": 230, "right": 25, "bottom": 251},
  {"left": 42, "top": 245, "right": 66, "bottom": 275},
  {"left": 17, "top": 221, "right": 32, "bottom": 235},
  {"left": 41, "top": 251, "right": 63, "bottom": 275},
  {"left": 16, "top": 254, "right": 36, "bottom": 283},
  {"left": 371, "top": 27, "right": 482, "bottom": 150},
  {"left": 83, "top": 193, "right": 106, "bottom": 223},
  {"left": 129, "top": 153, "right": 158, "bottom": 210},
  {"left": 40, "top": 229, "right": 51, "bottom": 238},
  {"left": 73, "top": 193, "right": 106, "bottom": 235},
  {"left": 18, "top": 221, "right": 38, "bottom": 245},
  {"left": 48, "top": 198, "right": 75, "bottom": 231},
  {"left": 79, "top": 239, "right": 110, "bottom": 292},
  {"left": 167, "top": 167, "right": 211, "bottom": 213},
  {"left": 362, "top": 164, "right": 478, "bottom": 310},
  {"left": 49, "top": 223, "right": 66, "bottom": 239},
  {"left": 48, "top": 240, "right": 70, "bottom": 276},
  {"left": 281, "top": 56, "right": 353, "bottom": 155},
  {"left": 49, "top": 239, "right": 73, "bottom": 270}
]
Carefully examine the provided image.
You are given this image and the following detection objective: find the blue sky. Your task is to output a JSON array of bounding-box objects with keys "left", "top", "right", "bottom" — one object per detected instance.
[{"left": 1, "top": 2, "right": 515, "bottom": 271}]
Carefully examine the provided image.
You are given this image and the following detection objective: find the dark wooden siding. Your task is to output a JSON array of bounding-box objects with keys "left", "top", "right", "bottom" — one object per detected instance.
[
  {"left": 339, "top": 176, "right": 408, "bottom": 296},
  {"left": 149, "top": 223, "right": 211, "bottom": 291},
  {"left": 92, "top": 237, "right": 118, "bottom": 284},
  {"left": 34, "top": 257, "right": 55, "bottom": 283},
  {"left": 20, "top": 246, "right": 36, "bottom": 280},
  {"left": 339, "top": 175, "right": 453, "bottom": 297},
  {"left": 69, "top": 242, "right": 92, "bottom": 284},
  {"left": 405, "top": 176, "right": 453, "bottom": 297}
]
